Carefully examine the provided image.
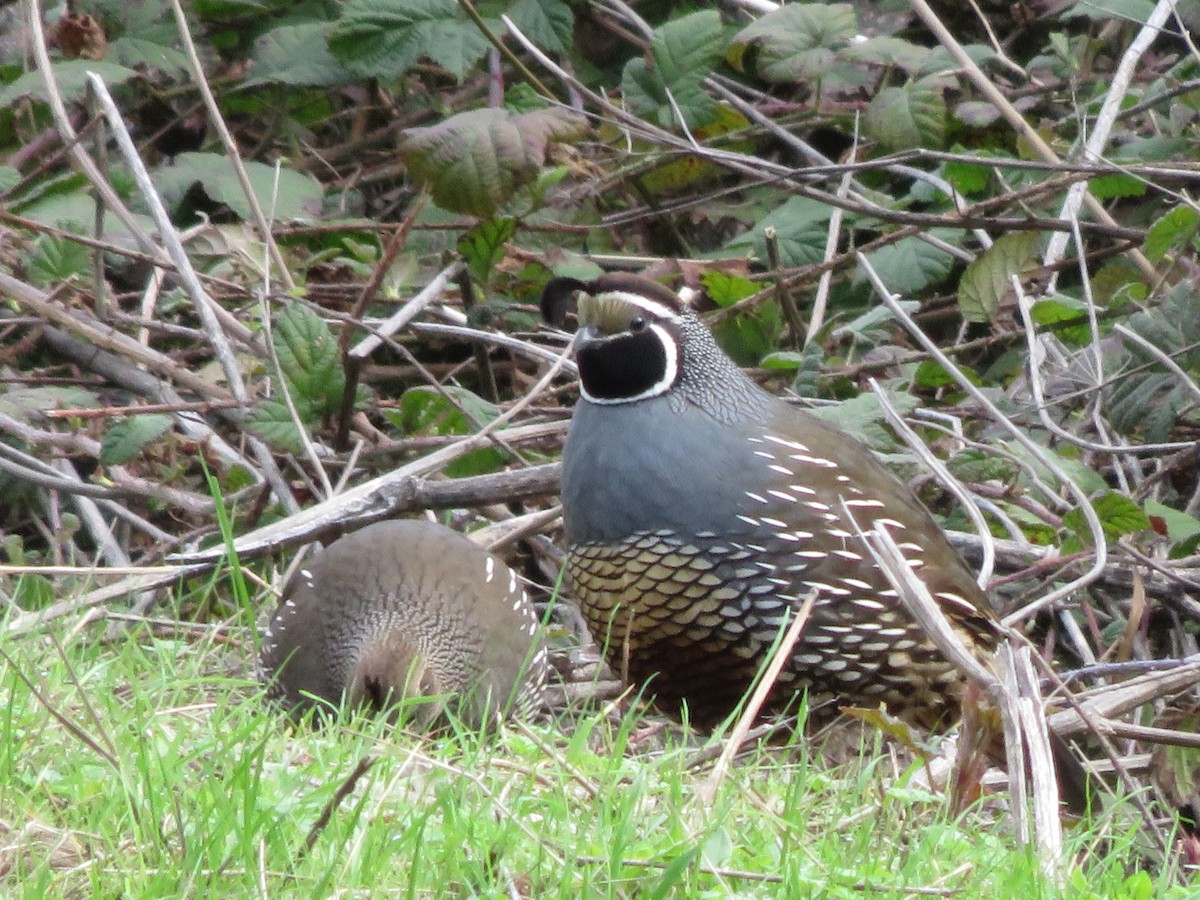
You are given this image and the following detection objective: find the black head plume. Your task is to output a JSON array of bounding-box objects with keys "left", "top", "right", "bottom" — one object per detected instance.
[{"left": 541, "top": 277, "right": 587, "bottom": 329}]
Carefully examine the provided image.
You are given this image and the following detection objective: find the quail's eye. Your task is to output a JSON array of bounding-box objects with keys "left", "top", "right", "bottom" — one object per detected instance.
[{"left": 629, "top": 316, "right": 647, "bottom": 333}]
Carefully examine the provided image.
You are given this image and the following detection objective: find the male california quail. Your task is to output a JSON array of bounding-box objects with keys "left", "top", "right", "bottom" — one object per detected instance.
[
  {"left": 542, "top": 273, "right": 1001, "bottom": 730},
  {"left": 260, "top": 520, "right": 548, "bottom": 728}
]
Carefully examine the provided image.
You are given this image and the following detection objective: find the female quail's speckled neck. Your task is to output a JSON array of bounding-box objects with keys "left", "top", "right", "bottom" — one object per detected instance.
[
  {"left": 542, "top": 273, "right": 1000, "bottom": 730},
  {"left": 260, "top": 520, "right": 548, "bottom": 727}
]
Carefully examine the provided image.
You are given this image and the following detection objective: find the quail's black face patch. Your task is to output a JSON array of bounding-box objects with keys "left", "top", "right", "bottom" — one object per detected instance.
[{"left": 577, "top": 329, "right": 670, "bottom": 401}]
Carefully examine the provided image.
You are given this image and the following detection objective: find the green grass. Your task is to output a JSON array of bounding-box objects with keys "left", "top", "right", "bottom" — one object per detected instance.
[{"left": 0, "top": 579, "right": 1181, "bottom": 898}]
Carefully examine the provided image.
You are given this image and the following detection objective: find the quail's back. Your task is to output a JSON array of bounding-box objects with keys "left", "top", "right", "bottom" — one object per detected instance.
[
  {"left": 260, "top": 520, "right": 548, "bottom": 727},
  {"left": 543, "top": 273, "right": 999, "bottom": 729}
]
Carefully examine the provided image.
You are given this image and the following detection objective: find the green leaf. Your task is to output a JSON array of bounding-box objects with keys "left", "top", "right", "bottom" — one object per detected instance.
[
  {"left": 725, "top": 197, "right": 831, "bottom": 267},
  {"left": 0, "top": 166, "right": 19, "bottom": 193},
  {"left": 839, "top": 36, "right": 930, "bottom": 73},
  {"left": 810, "top": 391, "right": 919, "bottom": 452},
  {"left": 399, "top": 107, "right": 586, "bottom": 217},
  {"left": 329, "top": 0, "right": 491, "bottom": 81},
  {"left": 0, "top": 60, "right": 138, "bottom": 109},
  {"left": 700, "top": 271, "right": 758, "bottom": 307},
  {"left": 1143, "top": 204, "right": 1200, "bottom": 261},
  {"left": 108, "top": 32, "right": 191, "bottom": 73},
  {"left": 248, "top": 399, "right": 305, "bottom": 453},
  {"left": 943, "top": 157, "right": 993, "bottom": 195},
  {"left": 271, "top": 303, "right": 344, "bottom": 414},
  {"left": 727, "top": 3, "right": 857, "bottom": 84},
  {"left": 1088, "top": 172, "right": 1146, "bottom": 200},
  {"left": 506, "top": 0, "right": 573, "bottom": 56},
  {"left": 27, "top": 235, "right": 91, "bottom": 288},
  {"left": 1029, "top": 297, "right": 1091, "bottom": 346},
  {"left": 864, "top": 80, "right": 946, "bottom": 152},
  {"left": 857, "top": 232, "right": 957, "bottom": 296},
  {"left": 833, "top": 300, "right": 920, "bottom": 344},
  {"left": 392, "top": 385, "right": 505, "bottom": 476},
  {"left": 1063, "top": 491, "right": 1150, "bottom": 547},
  {"left": 913, "top": 359, "right": 980, "bottom": 389},
  {"left": 458, "top": 217, "right": 517, "bottom": 285},
  {"left": 0, "top": 386, "right": 99, "bottom": 421},
  {"left": 248, "top": 23, "right": 352, "bottom": 87},
  {"left": 1143, "top": 500, "right": 1200, "bottom": 545},
  {"left": 622, "top": 11, "right": 725, "bottom": 128},
  {"left": 1062, "top": 0, "right": 1155, "bottom": 22},
  {"left": 152, "top": 152, "right": 323, "bottom": 222},
  {"left": 957, "top": 232, "right": 1040, "bottom": 323},
  {"left": 100, "top": 415, "right": 172, "bottom": 465}
]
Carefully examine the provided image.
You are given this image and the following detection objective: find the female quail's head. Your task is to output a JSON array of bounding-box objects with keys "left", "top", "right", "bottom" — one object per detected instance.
[
  {"left": 541, "top": 273, "right": 1000, "bottom": 730},
  {"left": 260, "top": 520, "right": 548, "bottom": 728}
]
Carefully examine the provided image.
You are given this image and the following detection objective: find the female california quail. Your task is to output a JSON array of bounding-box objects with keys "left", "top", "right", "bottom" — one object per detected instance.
[
  {"left": 260, "top": 520, "right": 548, "bottom": 728},
  {"left": 542, "top": 273, "right": 1001, "bottom": 730}
]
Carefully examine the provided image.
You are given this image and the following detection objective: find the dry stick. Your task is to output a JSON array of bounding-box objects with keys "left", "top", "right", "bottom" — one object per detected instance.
[
  {"left": 84, "top": 74, "right": 297, "bottom": 515},
  {"left": 1113, "top": 324, "right": 1200, "bottom": 406},
  {"left": 762, "top": 226, "right": 805, "bottom": 349},
  {"left": 807, "top": 139, "right": 856, "bottom": 345},
  {"left": 1043, "top": 0, "right": 1180, "bottom": 275},
  {"left": 854, "top": 252, "right": 1110, "bottom": 620},
  {"left": 906, "top": 0, "right": 1157, "bottom": 282},
  {"left": 695, "top": 590, "right": 818, "bottom": 807},
  {"left": 53, "top": 459, "right": 129, "bottom": 569},
  {"left": 858, "top": 519, "right": 1065, "bottom": 875},
  {"left": 173, "top": 435, "right": 566, "bottom": 564},
  {"left": 867, "top": 378, "right": 996, "bottom": 588},
  {"left": 1012, "top": 274, "right": 1192, "bottom": 453},
  {"left": 167, "top": 0, "right": 294, "bottom": 292},
  {"left": 22, "top": 0, "right": 159, "bottom": 259},
  {"left": 300, "top": 756, "right": 377, "bottom": 856},
  {"left": 0, "top": 273, "right": 235, "bottom": 403}
]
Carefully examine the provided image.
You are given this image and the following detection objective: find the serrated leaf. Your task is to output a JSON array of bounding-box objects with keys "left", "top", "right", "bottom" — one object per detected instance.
[
  {"left": 329, "top": 0, "right": 490, "bottom": 81},
  {"left": 1088, "top": 172, "right": 1146, "bottom": 200},
  {"left": 727, "top": 3, "right": 857, "bottom": 84},
  {"left": 248, "top": 398, "right": 305, "bottom": 453},
  {"left": 0, "top": 60, "right": 138, "bottom": 109},
  {"left": 700, "top": 271, "right": 757, "bottom": 307},
  {"left": 394, "top": 385, "right": 505, "bottom": 476},
  {"left": 957, "top": 232, "right": 1040, "bottom": 323},
  {"left": 1062, "top": 0, "right": 1155, "bottom": 22},
  {"left": 725, "top": 197, "right": 831, "bottom": 267},
  {"left": 913, "top": 359, "right": 980, "bottom": 389},
  {"left": 864, "top": 81, "right": 946, "bottom": 152},
  {"left": 272, "top": 303, "right": 344, "bottom": 413},
  {"left": 1143, "top": 204, "right": 1200, "bottom": 261},
  {"left": 248, "top": 23, "right": 352, "bottom": 87},
  {"left": 507, "top": 0, "right": 573, "bottom": 55},
  {"left": 399, "top": 107, "right": 586, "bottom": 217},
  {"left": 622, "top": 11, "right": 725, "bottom": 128},
  {"left": 1063, "top": 491, "right": 1150, "bottom": 546},
  {"left": 1029, "top": 297, "right": 1091, "bottom": 346},
  {"left": 856, "top": 232, "right": 957, "bottom": 296},
  {"left": 840, "top": 36, "right": 930, "bottom": 73},
  {"left": 152, "top": 152, "right": 323, "bottom": 222},
  {"left": 942, "top": 157, "right": 993, "bottom": 195},
  {"left": 108, "top": 32, "right": 191, "bottom": 73},
  {"left": 0, "top": 386, "right": 99, "bottom": 421},
  {"left": 100, "top": 415, "right": 172, "bottom": 465},
  {"left": 832, "top": 300, "right": 920, "bottom": 344},
  {"left": 27, "top": 235, "right": 91, "bottom": 287},
  {"left": 1143, "top": 500, "right": 1200, "bottom": 545},
  {"left": 810, "top": 391, "right": 919, "bottom": 452},
  {"left": 0, "top": 166, "right": 19, "bottom": 193},
  {"left": 458, "top": 217, "right": 517, "bottom": 285}
]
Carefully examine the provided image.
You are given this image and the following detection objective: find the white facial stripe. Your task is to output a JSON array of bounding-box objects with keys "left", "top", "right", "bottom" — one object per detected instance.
[
  {"left": 592, "top": 289, "right": 681, "bottom": 321},
  {"left": 579, "top": 322, "right": 678, "bottom": 405}
]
